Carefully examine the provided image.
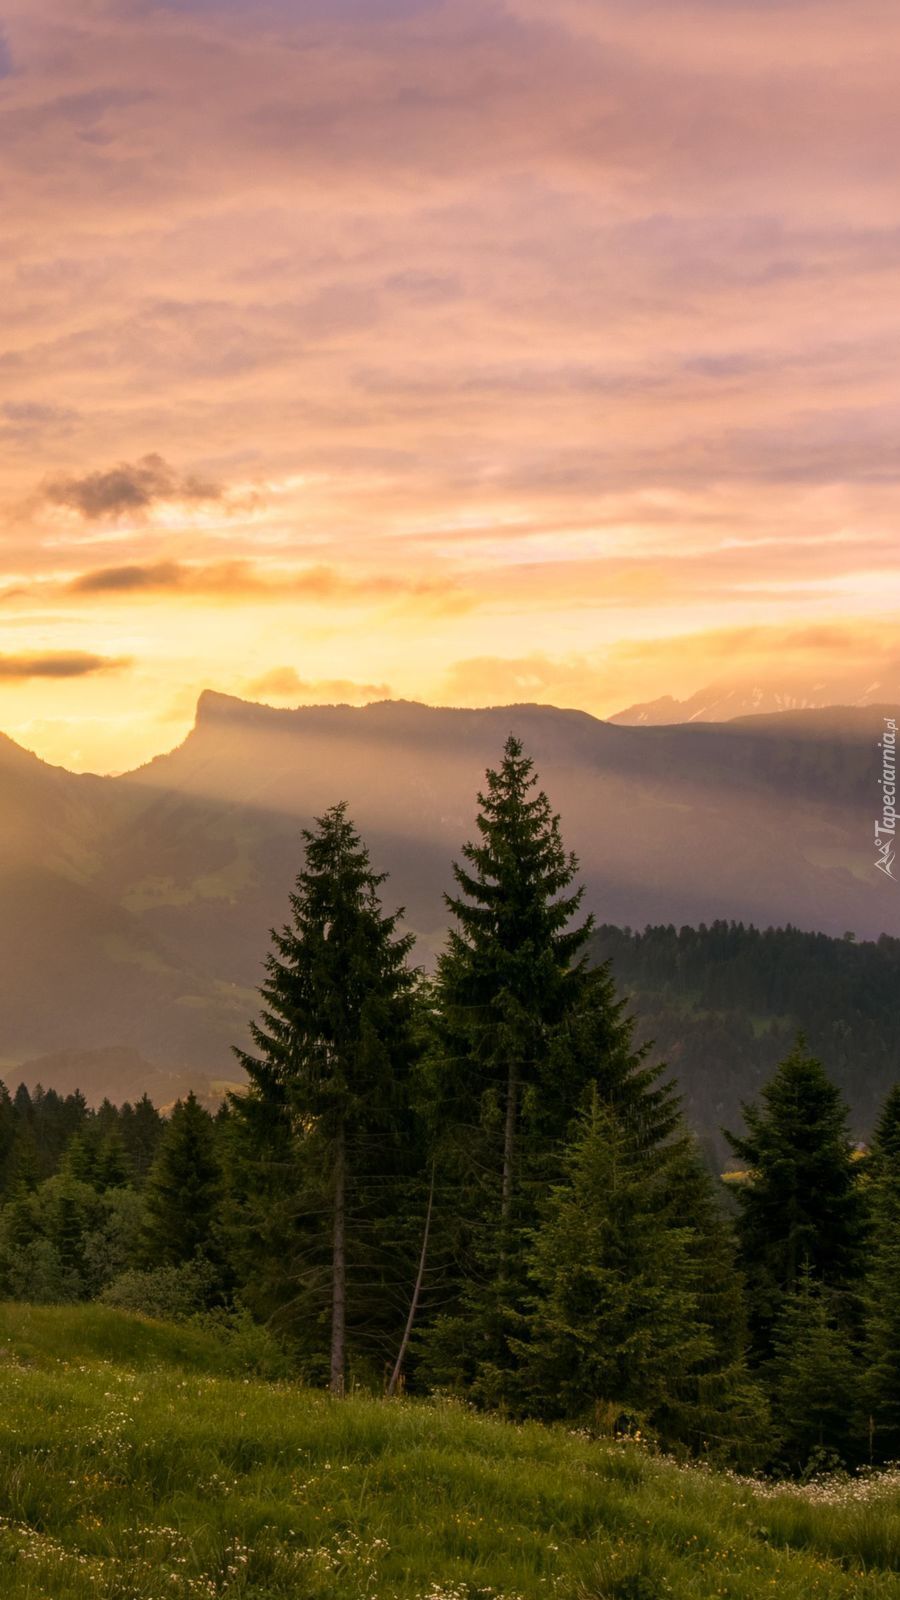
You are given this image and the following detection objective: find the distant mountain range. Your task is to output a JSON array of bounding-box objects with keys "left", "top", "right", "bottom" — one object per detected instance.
[
  {"left": 1, "top": 693, "right": 897, "bottom": 1123},
  {"left": 611, "top": 672, "right": 900, "bottom": 725}
]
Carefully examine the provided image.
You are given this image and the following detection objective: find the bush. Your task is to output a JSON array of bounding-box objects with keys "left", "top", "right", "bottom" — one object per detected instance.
[
  {"left": 100, "top": 1259, "right": 219, "bottom": 1321},
  {"left": 193, "top": 1306, "right": 294, "bottom": 1380}
]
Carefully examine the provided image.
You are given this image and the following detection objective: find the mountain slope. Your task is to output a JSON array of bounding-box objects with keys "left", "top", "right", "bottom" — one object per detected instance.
[
  {"left": 0, "top": 694, "right": 896, "bottom": 1124},
  {"left": 121, "top": 692, "right": 896, "bottom": 945}
]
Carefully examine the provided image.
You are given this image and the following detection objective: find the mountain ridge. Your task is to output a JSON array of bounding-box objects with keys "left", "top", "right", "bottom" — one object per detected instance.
[{"left": 611, "top": 672, "right": 900, "bottom": 725}]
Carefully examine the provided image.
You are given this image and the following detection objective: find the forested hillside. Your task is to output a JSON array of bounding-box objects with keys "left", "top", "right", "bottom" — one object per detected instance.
[
  {"left": 3, "top": 739, "right": 900, "bottom": 1480},
  {"left": 592, "top": 922, "right": 900, "bottom": 1160}
]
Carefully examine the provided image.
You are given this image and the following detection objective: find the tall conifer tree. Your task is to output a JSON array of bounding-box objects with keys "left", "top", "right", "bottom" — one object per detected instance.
[
  {"left": 725, "top": 1038, "right": 865, "bottom": 1354},
  {"left": 517, "top": 1092, "right": 709, "bottom": 1433},
  {"left": 422, "top": 737, "right": 595, "bottom": 1398},
  {"left": 438, "top": 736, "right": 591, "bottom": 1219},
  {"left": 231, "top": 804, "right": 420, "bottom": 1394},
  {"left": 142, "top": 1092, "right": 223, "bottom": 1277},
  {"left": 769, "top": 1266, "right": 862, "bottom": 1472},
  {"left": 863, "top": 1085, "right": 900, "bottom": 1459}
]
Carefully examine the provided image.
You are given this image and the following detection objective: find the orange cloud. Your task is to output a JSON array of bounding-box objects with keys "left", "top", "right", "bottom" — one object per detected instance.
[
  {"left": 64, "top": 559, "right": 471, "bottom": 613},
  {"left": 0, "top": 651, "right": 131, "bottom": 680},
  {"left": 2, "top": 0, "right": 900, "bottom": 771},
  {"left": 439, "top": 620, "right": 900, "bottom": 719},
  {"left": 246, "top": 667, "right": 392, "bottom": 704}
]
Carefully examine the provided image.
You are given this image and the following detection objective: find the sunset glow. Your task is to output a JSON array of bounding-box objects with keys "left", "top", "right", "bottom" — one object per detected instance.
[{"left": 3, "top": 0, "right": 900, "bottom": 770}]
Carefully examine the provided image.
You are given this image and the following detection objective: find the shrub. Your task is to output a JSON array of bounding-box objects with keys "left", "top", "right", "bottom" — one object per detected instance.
[{"left": 100, "top": 1258, "right": 219, "bottom": 1321}]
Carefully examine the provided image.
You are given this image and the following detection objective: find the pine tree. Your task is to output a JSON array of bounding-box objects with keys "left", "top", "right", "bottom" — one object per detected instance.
[
  {"left": 231, "top": 804, "right": 421, "bottom": 1395},
  {"left": 516, "top": 1091, "right": 709, "bottom": 1435},
  {"left": 0, "top": 1082, "right": 17, "bottom": 1199},
  {"left": 439, "top": 736, "right": 592, "bottom": 1222},
  {"left": 97, "top": 1132, "right": 132, "bottom": 1191},
  {"left": 6, "top": 1123, "right": 40, "bottom": 1194},
  {"left": 863, "top": 1085, "right": 900, "bottom": 1459},
  {"left": 421, "top": 737, "right": 594, "bottom": 1399},
  {"left": 64, "top": 1130, "right": 102, "bottom": 1189},
  {"left": 769, "top": 1266, "right": 862, "bottom": 1474},
  {"left": 120, "top": 1094, "right": 164, "bottom": 1180},
  {"left": 545, "top": 961, "right": 681, "bottom": 1157},
  {"left": 725, "top": 1038, "right": 865, "bottom": 1354},
  {"left": 142, "top": 1093, "right": 223, "bottom": 1279},
  {"left": 661, "top": 1144, "right": 770, "bottom": 1465}
]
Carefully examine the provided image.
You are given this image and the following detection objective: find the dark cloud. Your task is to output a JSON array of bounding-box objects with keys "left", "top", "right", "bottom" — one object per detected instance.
[
  {"left": 66, "top": 560, "right": 472, "bottom": 613},
  {"left": 0, "top": 652, "right": 131, "bottom": 680},
  {"left": 43, "top": 454, "right": 221, "bottom": 519},
  {"left": 70, "top": 561, "right": 187, "bottom": 595}
]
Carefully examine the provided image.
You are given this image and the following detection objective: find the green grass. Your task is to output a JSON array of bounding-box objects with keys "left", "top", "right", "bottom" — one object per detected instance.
[{"left": 0, "top": 1305, "right": 898, "bottom": 1599}]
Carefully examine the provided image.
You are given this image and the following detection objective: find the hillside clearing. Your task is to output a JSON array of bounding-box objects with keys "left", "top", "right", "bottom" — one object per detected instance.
[{"left": 0, "top": 1305, "right": 897, "bottom": 1599}]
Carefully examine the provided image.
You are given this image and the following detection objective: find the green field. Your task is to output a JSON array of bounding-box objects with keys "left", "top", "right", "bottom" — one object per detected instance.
[{"left": 0, "top": 1305, "right": 898, "bottom": 1600}]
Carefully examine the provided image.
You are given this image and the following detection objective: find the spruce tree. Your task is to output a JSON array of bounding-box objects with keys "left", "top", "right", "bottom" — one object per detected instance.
[
  {"left": 97, "top": 1132, "right": 132, "bottom": 1191},
  {"left": 661, "top": 1144, "right": 770, "bottom": 1464},
  {"left": 725, "top": 1038, "right": 865, "bottom": 1354},
  {"left": 120, "top": 1094, "right": 164, "bottom": 1180},
  {"left": 545, "top": 961, "right": 681, "bottom": 1156},
  {"left": 231, "top": 804, "right": 421, "bottom": 1394},
  {"left": 439, "top": 736, "right": 591, "bottom": 1221},
  {"left": 6, "top": 1123, "right": 40, "bottom": 1194},
  {"left": 142, "top": 1093, "right": 223, "bottom": 1278},
  {"left": 0, "top": 1082, "right": 17, "bottom": 1199},
  {"left": 516, "top": 1091, "right": 709, "bottom": 1434},
  {"left": 421, "top": 737, "right": 593, "bottom": 1398},
  {"left": 863, "top": 1085, "right": 900, "bottom": 1459},
  {"left": 769, "top": 1266, "right": 862, "bottom": 1473}
]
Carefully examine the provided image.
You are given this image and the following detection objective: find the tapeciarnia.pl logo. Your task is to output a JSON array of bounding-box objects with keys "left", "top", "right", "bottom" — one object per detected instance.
[{"left": 875, "top": 716, "right": 897, "bottom": 880}]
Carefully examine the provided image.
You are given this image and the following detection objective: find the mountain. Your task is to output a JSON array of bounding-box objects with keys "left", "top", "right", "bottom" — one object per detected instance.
[
  {"left": 611, "top": 672, "right": 900, "bottom": 725},
  {"left": 0, "top": 693, "right": 897, "bottom": 1134}
]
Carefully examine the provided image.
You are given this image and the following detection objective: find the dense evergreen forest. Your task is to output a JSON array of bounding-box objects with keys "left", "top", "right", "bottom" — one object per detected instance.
[
  {"left": 591, "top": 921, "right": 900, "bottom": 1163},
  {"left": 1, "top": 737, "right": 898, "bottom": 1479}
]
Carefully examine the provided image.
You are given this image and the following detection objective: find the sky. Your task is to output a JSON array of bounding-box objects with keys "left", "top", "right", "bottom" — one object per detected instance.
[{"left": 2, "top": 0, "right": 900, "bottom": 772}]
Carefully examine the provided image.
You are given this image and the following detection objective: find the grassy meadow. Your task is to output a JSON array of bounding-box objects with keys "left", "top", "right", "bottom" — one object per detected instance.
[{"left": 0, "top": 1304, "right": 897, "bottom": 1600}]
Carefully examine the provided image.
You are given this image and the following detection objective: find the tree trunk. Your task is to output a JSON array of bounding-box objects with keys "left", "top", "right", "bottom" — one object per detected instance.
[
  {"left": 501, "top": 1059, "right": 519, "bottom": 1228},
  {"left": 387, "top": 1163, "right": 435, "bottom": 1398},
  {"left": 330, "top": 1120, "right": 346, "bottom": 1397}
]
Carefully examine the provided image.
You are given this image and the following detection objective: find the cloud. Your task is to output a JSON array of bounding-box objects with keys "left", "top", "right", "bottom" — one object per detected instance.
[
  {"left": 246, "top": 667, "right": 392, "bottom": 702},
  {"left": 69, "top": 560, "right": 193, "bottom": 594},
  {"left": 65, "top": 559, "right": 472, "bottom": 613},
  {"left": 0, "top": 651, "right": 131, "bottom": 680},
  {"left": 438, "top": 620, "right": 900, "bottom": 719},
  {"left": 3, "top": 0, "right": 900, "bottom": 772},
  {"left": 3, "top": 402, "right": 76, "bottom": 426},
  {"left": 43, "top": 455, "right": 221, "bottom": 520}
]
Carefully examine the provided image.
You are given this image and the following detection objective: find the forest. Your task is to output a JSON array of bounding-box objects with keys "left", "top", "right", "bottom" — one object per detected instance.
[
  {"left": 1, "top": 737, "right": 897, "bottom": 1480},
  {"left": 590, "top": 919, "right": 900, "bottom": 1162}
]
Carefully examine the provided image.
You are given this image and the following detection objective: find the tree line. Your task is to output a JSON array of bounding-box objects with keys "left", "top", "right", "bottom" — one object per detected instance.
[{"left": 1, "top": 736, "right": 898, "bottom": 1475}]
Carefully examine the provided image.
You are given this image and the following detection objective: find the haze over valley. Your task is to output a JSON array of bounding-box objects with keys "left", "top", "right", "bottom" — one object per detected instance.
[{"left": 1, "top": 689, "right": 896, "bottom": 1143}]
